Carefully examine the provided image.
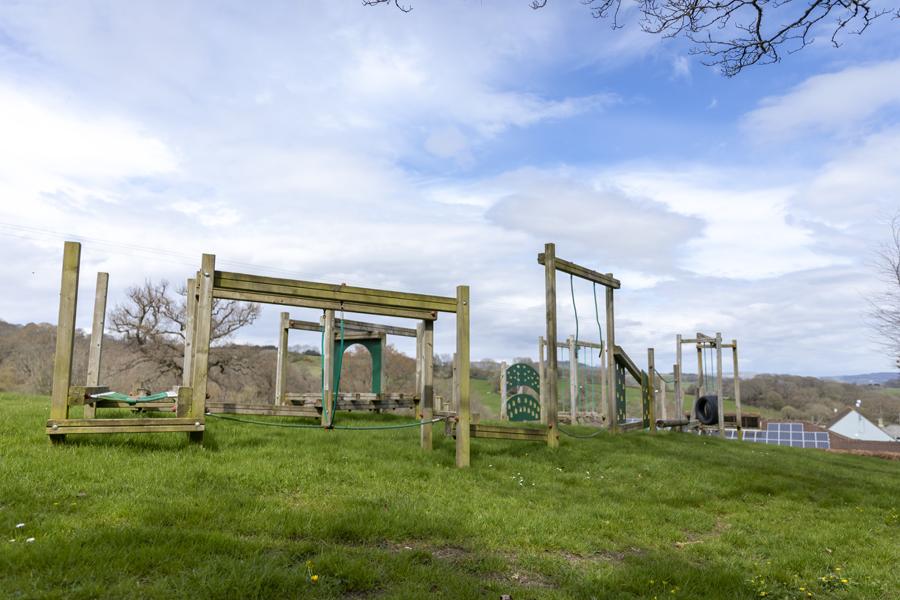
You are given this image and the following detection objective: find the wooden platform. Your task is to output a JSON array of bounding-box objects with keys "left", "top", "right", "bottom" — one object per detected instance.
[{"left": 448, "top": 422, "right": 547, "bottom": 442}]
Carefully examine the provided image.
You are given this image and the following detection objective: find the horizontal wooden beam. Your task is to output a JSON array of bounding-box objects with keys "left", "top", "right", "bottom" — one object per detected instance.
[
  {"left": 46, "top": 417, "right": 203, "bottom": 435},
  {"left": 537, "top": 254, "right": 620, "bottom": 289},
  {"left": 215, "top": 288, "right": 438, "bottom": 321},
  {"left": 206, "top": 402, "right": 319, "bottom": 418},
  {"left": 214, "top": 271, "right": 457, "bottom": 314},
  {"left": 451, "top": 422, "right": 547, "bottom": 441},
  {"left": 287, "top": 318, "right": 416, "bottom": 338}
]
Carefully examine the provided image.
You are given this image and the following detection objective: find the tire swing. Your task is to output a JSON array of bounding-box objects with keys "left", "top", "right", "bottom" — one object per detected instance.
[
  {"left": 693, "top": 344, "right": 719, "bottom": 425},
  {"left": 693, "top": 394, "right": 718, "bottom": 425}
]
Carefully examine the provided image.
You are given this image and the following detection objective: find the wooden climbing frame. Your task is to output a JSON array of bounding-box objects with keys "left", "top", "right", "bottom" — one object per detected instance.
[
  {"left": 187, "top": 253, "right": 473, "bottom": 467},
  {"left": 674, "top": 332, "right": 743, "bottom": 438}
]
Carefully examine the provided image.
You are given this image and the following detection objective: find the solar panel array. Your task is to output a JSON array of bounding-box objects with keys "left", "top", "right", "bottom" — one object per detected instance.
[{"left": 724, "top": 422, "right": 830, "bottom": 449}]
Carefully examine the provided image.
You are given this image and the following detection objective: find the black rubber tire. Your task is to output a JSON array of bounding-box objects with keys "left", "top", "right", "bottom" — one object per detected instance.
[{"left": 694, "top": 395, "right": 719, "bottom": 425}]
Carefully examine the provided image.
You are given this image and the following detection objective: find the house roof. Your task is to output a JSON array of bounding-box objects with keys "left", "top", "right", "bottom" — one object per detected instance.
[{"left": 827, "top": 409, "right": 895, "bottom": 442}]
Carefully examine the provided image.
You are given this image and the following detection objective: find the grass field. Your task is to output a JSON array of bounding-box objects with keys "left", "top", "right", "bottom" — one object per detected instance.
[{"left": 2, "top": 392, "right": 898, "bottom": 599}]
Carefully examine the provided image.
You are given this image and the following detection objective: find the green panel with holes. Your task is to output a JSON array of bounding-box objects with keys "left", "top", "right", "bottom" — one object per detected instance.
[
  {"left": 507, "top": 393, "right": 541, "bottom": 422},
  {"left": 506, "top": 363, "right": 540, "bottom": 391}
]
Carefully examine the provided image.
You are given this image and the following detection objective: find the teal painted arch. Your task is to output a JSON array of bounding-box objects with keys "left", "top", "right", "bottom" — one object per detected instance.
[
  {"left": 332, "top": 338, "right": 384, "bottom": 394},
  {"left": 506, "top": 363, "right": 539, "bottom": 392}
]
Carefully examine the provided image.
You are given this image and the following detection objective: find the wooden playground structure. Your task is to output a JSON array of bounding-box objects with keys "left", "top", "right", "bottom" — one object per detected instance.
[
  {"left": 672, "top": 332, "right": 747, "bottom": 437},
  {"left": 45, "top": 240, "right": 748, "bottom": 467}
]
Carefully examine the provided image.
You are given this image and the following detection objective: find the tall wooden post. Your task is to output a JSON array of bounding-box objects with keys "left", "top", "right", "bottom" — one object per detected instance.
[
  {"left": 605, "top": 285, "right": 617, "bottom": 432},
  {"left": 275, "top": 311, "right": 290, "bottom": 406},
  {"left": 189, "top": 253, "right": 215, "bottom": 442},
  {"left": 499, "top": 361, "right": 508, "bottom": 420},
  {"left": 673, "top": 363, "right": 682, "bottom": 420},
  {"left": 715, "top": 332, "right": 725, "bottom": 435},
  {"left": 452, "top": 352, "right": 459, "bottom": 414},
  {"left": 648, "top": 348, "right": 657, "bottom": 432},
  {"left": 538, "top": 336, "right": 547, "bottom": 425},
  {"left": 568, "top": 336, "right": 578, "bottom": 424},
  {"left": 415, "top": 322, "right": 424, "bottom": 419},
  {"left": 543, "top": 243, "right": 559, "bottom": 447},
  {"left": 182, "top": 277, "right": 197, "bottom": 388},
  {"left": 732, "top": 339, "right": 742, "bottom": 440},
  {"left": 420, "top": 320, "right": 434, "bottom": 450},
  {"left": 49, "top": 241, "right": 81, "bottom": 441},
  {"left": 455, "top": 285, "right": 471, "bottom": 468},
  {"left": 83, "top": 271, "right": 108, "bottom": 419},
  {"left": 322, "top": 309, "right": 335, "bottom": 427},
  {"left": 659, "top": 372, "right": 668, "bottom": 420},
  {"left": 600, "top": 341, "right": 608, "bottom": 423},
  {"left": 693, "top": 335, "right": 703, "bottom": 421},
  {"left": 675, "top": 334, "right": 683, "bottom": 417}
]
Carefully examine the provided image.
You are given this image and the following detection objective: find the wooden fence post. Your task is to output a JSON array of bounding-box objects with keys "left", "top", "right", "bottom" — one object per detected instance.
[
  {"left": 415, "top": 322, "right": 424, "bottom": 419},
  {"left": 322, "top": 309, "right": 335, "bottom": 427},
  {"left": 84, "top": 271, "right": 108, "bottom": 419},
  {"left": 49, "top": 241, "right": 81, "bottom": 441},
  {"left": 715, "top": 332, "right": 725, "bottom": 435},
  {"left": 499, "top": 361, "right": 508, "bottom": 420},
  {"left": 605, "top": 286, "right": 617, "bottom": 432},
  {"left": 275, "top": 311, "right": 290, "bottom": 406},
  {"left": 455, "top": 285, "right": 471, "bottom": 467},
  {"left": 543, "top": 243, "right": 559, "bottom": 447},
  {"left": 420, "top": 320, "right": 434, "bottom": 450},
  {"left": 733, "top": 339, "right": 742, "bottom": 439},
  {"left": 182, "top": 277, "right": 197, "bottom": 388},
  {"left": 675, "top": 334, "right": 683, "bottom": 417},
  {"left": 188, "top": 253, "right": 215, "bottom": 442}
]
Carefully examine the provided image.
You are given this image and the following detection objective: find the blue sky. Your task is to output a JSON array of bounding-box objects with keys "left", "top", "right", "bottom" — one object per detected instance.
[{"left": 1, "top": 1, "right": 899, "bottom": 376}]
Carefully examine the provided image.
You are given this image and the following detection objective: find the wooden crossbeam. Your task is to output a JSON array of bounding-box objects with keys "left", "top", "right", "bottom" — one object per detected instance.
[
  {"left": 214, "top": 271, "right": 457, "bottom": 315},
  {"left": 451, "top": 422, "right": 547, "bottom": 441},
  {"left": 537, "top": 253, "right": 621, "bottom": 289},
  {"left": 216, "top": 288, "right": 437, "bottom": 321},
  {"left": 206, "top": 402, "right": 319, "bottom": 418},
  {"left": 46, "top": 417, "right": 203, "bottom": 435},
  {"left": 286, "top": 318, "right": 415, "bottom": 338}
]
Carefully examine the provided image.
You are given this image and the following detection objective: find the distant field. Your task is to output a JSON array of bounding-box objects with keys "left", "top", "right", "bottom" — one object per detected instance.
[{"left": 3, "top": 393, "right": 898, "bottom": 599}]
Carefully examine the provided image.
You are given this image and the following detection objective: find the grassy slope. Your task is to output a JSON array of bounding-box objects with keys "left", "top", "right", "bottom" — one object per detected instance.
[{"left": 2, "top": 393, "right": 898, "bottom": 599}]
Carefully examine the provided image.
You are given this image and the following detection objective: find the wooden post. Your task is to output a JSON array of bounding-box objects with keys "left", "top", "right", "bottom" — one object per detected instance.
[
  {"left": 600, "top": 341, "right": 608, "bottom": 424},
  {"left": 675, "top": 334, "right": 683, "bottom": 417},
  {"left": 693, "top": 335, "right": 703, "bottom": 421},
  {"left": 189, "top": 254, "right": 215, "bottom": 442},
  {"left": 415, "top": 322, "right": 424, "bottom": 419},
  {"left": 543, "top": 243, "right": 559, "bottom": 448},
  {"left": 568, "top": 335, "right": 578, "bottom": 424},
  {"left": 275, "top": 311, "right": 290, "bottom": 406},
  {"left": 83, "top": 271, "right": 108, "bottom": 419},
  {"left": 49, "top": 241, "right": 81, "bottom": 441},
  {"left": 420, "top": 320, "right": 434, "bottom": 450},
  {"left": 452, "top": 351, "right": 459, "bottom": 414},
  {"left": 322, "top": 309, "right": 335, "bottom": 427},
  {"left": 715, "top": 332, "right": 725, "bottom": 435},
  {"left": 659, "top": 372, "right": 668, "bottom": 420},
  {"left": 648, "top": 348, "right": 657, "bottom": 432},
  {"left": 455, "top": 285, "right": 471, "bottom": 468},
  {"left": 733, "top": 339, "right": 743, "bottom": 440},
  {"left": 605, "top": 285, "right": 617, "bottom": 432},
  {"left": 538, "top": 336, "right": 547, "bottom": 425},
  {"left": 378, "top": 333, "right": 387, "bottom": 399},
  {"left": 499, "top": 361, "right": 508, "bottom": 420},
  {"left": 182, "top": 277, "right": 197, "bottom": 387},
  {"left": 673, "top": 363, "right": 682, "bottom": 421}
]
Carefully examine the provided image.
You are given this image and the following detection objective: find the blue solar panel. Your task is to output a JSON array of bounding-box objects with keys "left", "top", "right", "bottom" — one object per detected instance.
[{"left": 723, "top": 423, "right": 830, "bottom": 449}]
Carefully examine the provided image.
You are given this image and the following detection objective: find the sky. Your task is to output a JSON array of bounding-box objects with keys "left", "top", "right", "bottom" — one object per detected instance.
[{"left": 0, "top": 1, "right": 899, "bottom": 377}]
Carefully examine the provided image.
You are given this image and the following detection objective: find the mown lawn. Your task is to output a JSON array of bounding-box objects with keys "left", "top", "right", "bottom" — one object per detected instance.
[{"left": 1, "top": 392, "right": 898, "bottom": 599}]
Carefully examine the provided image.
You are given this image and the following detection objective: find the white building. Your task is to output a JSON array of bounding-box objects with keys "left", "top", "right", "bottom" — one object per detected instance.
[{"left": 828, "top": 409, "right": 895, "bottom": 442}]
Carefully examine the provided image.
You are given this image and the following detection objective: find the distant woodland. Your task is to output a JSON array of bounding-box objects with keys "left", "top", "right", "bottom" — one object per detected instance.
[{"left": 1, "top": 319, "right": 899, "bottom": 426}]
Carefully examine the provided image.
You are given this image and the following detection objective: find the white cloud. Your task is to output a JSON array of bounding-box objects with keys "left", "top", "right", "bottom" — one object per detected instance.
[
  {"left": 671, "top": 56, "right": 691, "bottom": 80},
  {"left": 742, "top": 60, "right": 900, "bottom": 141}
]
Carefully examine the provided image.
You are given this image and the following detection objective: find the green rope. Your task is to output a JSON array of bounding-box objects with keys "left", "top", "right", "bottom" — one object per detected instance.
[
  {"left": 320, "top": 312, "right": 346, "bottom": 427},
  {"left": 206, "top": 412, "right": 445, "bottom": 431}
]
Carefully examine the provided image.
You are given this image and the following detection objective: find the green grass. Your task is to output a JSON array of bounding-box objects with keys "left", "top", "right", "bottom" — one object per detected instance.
[{"left": 2, "top": 393, "right": 898, "bottom": 599}]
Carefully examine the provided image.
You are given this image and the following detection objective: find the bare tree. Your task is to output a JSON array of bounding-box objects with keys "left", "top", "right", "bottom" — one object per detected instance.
[
  {"left": 869, "top": 215, "right": 900, "bottom": 364},
  {"left": 365, "top": 0, "right": 898, "bottom": 76},
  {"left": 110, "top": 280, "right": 260, "bottom": 384}
]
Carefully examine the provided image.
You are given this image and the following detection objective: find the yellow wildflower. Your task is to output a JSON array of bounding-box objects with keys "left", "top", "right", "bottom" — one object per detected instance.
[{"left": 311, "top": 575, "right": 319, "bottom": 583}]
